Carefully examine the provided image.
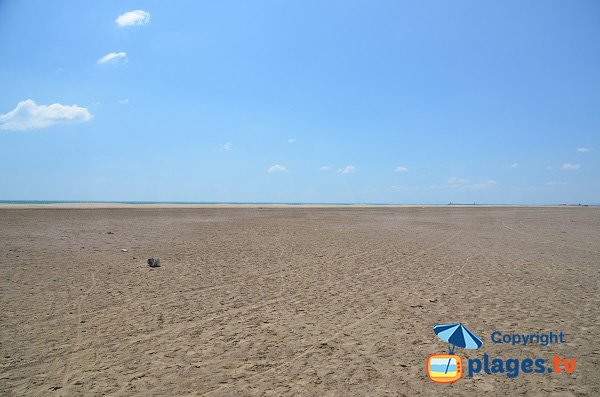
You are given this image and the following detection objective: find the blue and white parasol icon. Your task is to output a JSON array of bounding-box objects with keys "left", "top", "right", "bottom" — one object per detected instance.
[{"left": 434, "top": 323, "right": 482, "bottom": 354}]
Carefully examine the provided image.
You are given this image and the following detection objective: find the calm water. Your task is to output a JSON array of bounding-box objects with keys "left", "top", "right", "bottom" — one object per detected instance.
[{"left": 0, "top": 200, "right": 358, "bottom": 205}]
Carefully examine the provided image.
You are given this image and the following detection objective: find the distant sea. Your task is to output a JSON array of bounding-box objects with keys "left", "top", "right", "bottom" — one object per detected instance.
[
  {"left": 0, "top": 201, "right": 596, "bottom": 206},
  {"left": 0, "top": 200, "right": 359, "bottom": 205}
]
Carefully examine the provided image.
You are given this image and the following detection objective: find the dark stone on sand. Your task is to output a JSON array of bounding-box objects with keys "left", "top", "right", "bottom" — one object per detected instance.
[{"left": 147, "top": 258, "right": 161, "bottom": 267}]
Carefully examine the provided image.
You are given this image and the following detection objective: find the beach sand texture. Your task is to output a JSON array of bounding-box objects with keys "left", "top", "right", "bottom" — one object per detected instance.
[{"left": 1, "top": 207, "right": 599, "bottom": 396}]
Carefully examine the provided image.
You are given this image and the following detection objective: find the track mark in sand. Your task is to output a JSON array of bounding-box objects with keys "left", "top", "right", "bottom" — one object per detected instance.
[
  {"left": 118, "top": 248, "right": 386, "bottom": 348},
  {"left": 43, "top": 241, "right": 389, "bottom": 325},
  {"left": 142, "top": 241, "right": 388, "bottom": 309},
  {"left": 200, "top": 229, "right": 462, "bottom": 396},
  {"left": 517, "top": 220, "right": 600, "bottom": 252},
  {"left": 502, "top": 221, "right": 600, "bottom": 254},
  {"left": 120, "top": 228, "right": 446, "bottom": 350},
  {"left": 318, "top": 227, "right": 440, "bottom": 286},
  {"left": 276, "top": 239, "right": 289, "bottom": 319},
  {"left": 61, "top": 272, "right": 97, "bottom": 388}
]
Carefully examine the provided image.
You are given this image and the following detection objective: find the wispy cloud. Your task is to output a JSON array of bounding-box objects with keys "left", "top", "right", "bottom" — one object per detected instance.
[
  {"left": 470, "top": 180, "right": 499, "bottom": 190},
  {"left": 117, "top": 99, "right": 129, "bottom": 105},
  {"left": 510, "top": 163, "right": 518, "bottom": 168},
  {"left": 446, "top": 177, "right": 469, "bottom": 187},
  {"left": 446, "top": 176, "right": 498, "bottom": 190},
  {"left": 0, "top": 99, "right": 92, "bottom": 131},
  {"left": 337, "top": 165, "right": 355, "bottom": 174},
  {"left": 213, "top": 142, "right": 233, "bottom": 152},
  {"left": 97, "top": 52, "right": 127, "bottom": 64},
  {"left": 320, "top": 166, "right": 332, "bottom": 171},
  {"left": 576, "top": 147, "right": 591, "bottom": 153},
  {"left": 545, "top": 181, "right": 567, "bottom": 186},
  {"left": 561, "top": 163, "right": 580, "bottom": 170},
  {"left": 394, "top": 166, "right": 408, "bottom": 172},
  {"left": 546, "top": 166, "right": 554, "bottom": 170},
  {"left": 287, "top": 138, "right": 296, "bottom": 143},
  {"left": 267, "top": 164, "right": 287, "bottom": 173},
  {"left": 216, "top": 142, "right": 232, "bottom": 152},
  {"left": 115, "top": 10, "right": 151, "bottom": 26}
]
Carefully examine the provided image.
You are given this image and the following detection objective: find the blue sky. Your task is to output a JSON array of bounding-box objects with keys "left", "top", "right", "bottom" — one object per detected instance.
[{"left": 1, "top": 1, "right": 599, "bottom": 204}]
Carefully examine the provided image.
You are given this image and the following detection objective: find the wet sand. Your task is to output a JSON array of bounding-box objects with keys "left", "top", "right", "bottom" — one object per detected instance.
[{"left": 1, "top": 207, "right": 598, "bottom": 396}]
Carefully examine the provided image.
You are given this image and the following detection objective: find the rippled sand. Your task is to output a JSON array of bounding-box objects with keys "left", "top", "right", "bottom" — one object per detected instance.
[{"left": 1, "top": 207, "right": 598, "bottom": 396}]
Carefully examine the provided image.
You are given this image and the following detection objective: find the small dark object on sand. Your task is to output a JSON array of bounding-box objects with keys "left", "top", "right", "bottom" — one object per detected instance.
[{"left": 147, "top": 258, "right": 161, "bottom": 268}]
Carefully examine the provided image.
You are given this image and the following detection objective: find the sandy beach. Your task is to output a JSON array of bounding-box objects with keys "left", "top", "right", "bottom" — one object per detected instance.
[{"left": 1, "top": 206, "right": 598, "bottom": 396}]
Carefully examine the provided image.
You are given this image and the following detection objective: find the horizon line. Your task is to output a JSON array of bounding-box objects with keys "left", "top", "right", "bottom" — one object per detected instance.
[{"left": 0, "top": 200, "right": 598, "bottom": 207}]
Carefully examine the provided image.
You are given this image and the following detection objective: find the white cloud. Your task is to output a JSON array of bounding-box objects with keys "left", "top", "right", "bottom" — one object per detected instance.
[
  {"left": 391, "top": 185, "right": 435, "bottom": 191},
  {"left": 115, "top": 10, "right": 151, "bottom": 26},
  {"left": 97, "top": 52, "right": 127, "bottom": 64},
  {"left": 546, "top": 181, "right": 567, "bottom": 186},
  {"left": 445, "top": 176, "right": 498, "bottom": 190},
  {"left": 546, "top": 166, "right": 554, "bottom": 170},
  {"left": 0, "top": 99, "right": 92, "bottom": 131},
  {"left": 287, "top": 138, "right": 296, "bottom": 143},
  {"left": 576, "top": 147, "right": 591, "bottom": 153},
  {"left": 337, "top": 165, "right": 355, "bottom": 174},
  {"left": 215, "top": 142, "right": 232, "bottom": 152},
  {"left": 267, "top": 164, "right": 287, "bottom": 173},
  {"left": 117, "top": 99, "right": 129, "bottom": 105},
  {"left": 446, "top": 176, "right": 469, "bottom": 187},
  {"left": 561, "top": 163, "right": 580, "bottom": 170},
  {"left": 470, "top": 180, "right": 499, "bottom": 190},
  {"left": 395, "top": 166, "right": 408, "bottom": 172},
  {"left": 510, "top": 163, "right": 518, "bottom": 168},
  {"left": 320, "top": 166, "right": 332, "bottom": 171}
]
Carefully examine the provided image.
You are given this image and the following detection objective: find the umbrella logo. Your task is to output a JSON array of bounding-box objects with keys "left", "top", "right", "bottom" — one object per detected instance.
[{"left": 427, "top": 323, "right": 483, "bottom": 384}]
